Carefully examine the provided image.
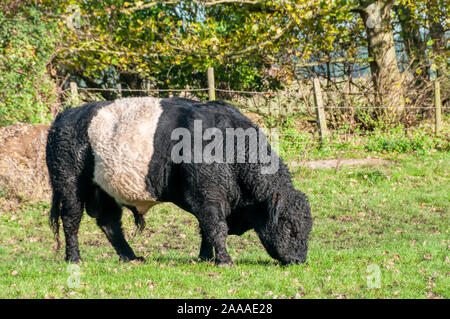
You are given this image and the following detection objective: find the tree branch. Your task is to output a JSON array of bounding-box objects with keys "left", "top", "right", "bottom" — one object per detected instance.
[
  {"left": 226, "top": 20, "right": 293, "bottom": 59},
  {"left": 293, "top": 57, "right": 373, "bottom": 68}
]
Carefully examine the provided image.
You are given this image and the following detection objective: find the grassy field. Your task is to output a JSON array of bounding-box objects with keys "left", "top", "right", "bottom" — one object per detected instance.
[{"left": 0, "top": 148, "right": 448, "bottom": 299}]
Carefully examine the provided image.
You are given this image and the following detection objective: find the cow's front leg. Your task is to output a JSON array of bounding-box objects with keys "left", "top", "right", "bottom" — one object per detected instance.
[
  {"left": 199, "top": 229, "right": 214, "bottom": 261},
  {"left": 198, "top": 204, "right": 233, "bottom": 266}
]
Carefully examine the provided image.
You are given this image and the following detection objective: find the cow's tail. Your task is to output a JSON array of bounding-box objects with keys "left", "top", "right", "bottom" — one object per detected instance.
[{"left": 49, "top": 191, "right": 62, "bottom": 250}]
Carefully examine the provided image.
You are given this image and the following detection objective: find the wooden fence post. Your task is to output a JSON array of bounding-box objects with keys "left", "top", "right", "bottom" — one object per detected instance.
[
  {"left": 435, "top": 80, "right": 442, "bottom": 136},
  {"left": 70, "top": 81, "right": 79, "bottom": 106},
  {"left": 313, "top": 78, "right": 328, "bottom": 143},
  {"left": 208, "top": 67, "right": 216, "bottom": 101}
]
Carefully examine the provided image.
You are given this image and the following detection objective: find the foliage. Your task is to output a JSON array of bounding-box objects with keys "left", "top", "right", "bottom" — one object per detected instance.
[
  {"left": 41, "top": 0, "right": 289, "bottom": 94},
  {"left": 273, "top": 116, "right": 314, "bottom": 159},
  {"left": 31, "top": 1, "right": 371, "bottom": 92},
  {"left": 0, "top": 0, "right": 447, "bottom": 126},
  {"left": 0, "top": 7, "right": 58, "bottom": 126},
  {"left": 365, "top": 126, "right": 446, "bottom": 154},
  {"left": 394, "top": 0, "right": 449, "bottom": 72}
]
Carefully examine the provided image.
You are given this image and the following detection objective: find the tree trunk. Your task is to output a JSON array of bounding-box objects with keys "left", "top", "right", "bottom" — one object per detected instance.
[{"left": 359, "top": 0, "right": 405, "bottom": 113}]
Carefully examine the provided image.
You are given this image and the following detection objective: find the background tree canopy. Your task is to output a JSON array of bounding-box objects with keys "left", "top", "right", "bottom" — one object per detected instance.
[{"left": 0, "top": 0, "right": 448, "bottom": 125}]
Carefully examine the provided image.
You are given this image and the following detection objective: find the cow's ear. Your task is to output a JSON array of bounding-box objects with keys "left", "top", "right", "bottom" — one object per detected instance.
[{"left": 270, "top": 192, "right": 282, "bottom": 225}]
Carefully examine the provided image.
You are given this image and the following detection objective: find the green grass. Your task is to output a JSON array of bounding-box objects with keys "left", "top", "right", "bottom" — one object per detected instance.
[{"left": 0, "top": 152, "right": 448, "bottom": 299}]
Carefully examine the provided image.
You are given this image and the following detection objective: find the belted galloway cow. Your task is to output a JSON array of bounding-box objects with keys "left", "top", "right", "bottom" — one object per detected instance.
[{"left": 46, "top": 97, "right": 312, "bottom": 265}]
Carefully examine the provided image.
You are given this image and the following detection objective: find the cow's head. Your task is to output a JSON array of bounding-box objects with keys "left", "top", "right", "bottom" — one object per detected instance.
[{"left": 256, "top": 189, "right": 313, "bottom": 264}]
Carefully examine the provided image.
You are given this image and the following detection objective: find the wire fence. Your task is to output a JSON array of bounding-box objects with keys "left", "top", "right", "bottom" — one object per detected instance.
[
  {"left": 61, "top": 79, "right": 447, "bottom": 154},
  {"left": 63, "top": 86, "right": 448, "bottom": 110},
  {"left": 68, "top": 87, "right": 210, "bottom": 93}
]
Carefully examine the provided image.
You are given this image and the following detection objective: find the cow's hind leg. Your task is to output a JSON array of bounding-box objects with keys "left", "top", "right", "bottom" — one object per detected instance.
[
  {"left": 60, "top": 192, "right": 84, "bottom": 263},
  {"left": 91, "top": 189, "right": 143, "bottom": 262}
]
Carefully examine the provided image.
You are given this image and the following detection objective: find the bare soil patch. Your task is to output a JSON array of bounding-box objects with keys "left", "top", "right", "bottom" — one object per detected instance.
[{"left": 290, "top": 158, "right": 394, "bottom": 169}]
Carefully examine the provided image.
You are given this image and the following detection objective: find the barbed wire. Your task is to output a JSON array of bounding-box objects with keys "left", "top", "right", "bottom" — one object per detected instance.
[
  {"left": 280, "top": 126, "right": 435, "bottom": 139},
  {"left": 217, "top": 88, "right": 388, "bottom": 96},
  {"left": 70, "top": 87, "right": 210, "bottom": 93},
  {"left": 55, "top": 87, "right": 389, "bottom": 96},
  {"left": 322, "top": 90, "right": 379, "bottom": 95},
  {"left": 215, "top": 88, "right": 275, "bottom": 95}
]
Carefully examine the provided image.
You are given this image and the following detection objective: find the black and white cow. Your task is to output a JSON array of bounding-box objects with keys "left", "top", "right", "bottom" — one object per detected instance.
[{"left": 46, "top": 97, "right": 312, "bottom": 265}]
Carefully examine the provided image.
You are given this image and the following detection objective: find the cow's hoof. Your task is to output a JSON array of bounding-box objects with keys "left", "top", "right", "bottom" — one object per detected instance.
[
  {"left": 132, "top": 256, "right": 146, "bottom": 263},
  {"left": 120, "top": 256, "right": 145, "bottom": 263}
]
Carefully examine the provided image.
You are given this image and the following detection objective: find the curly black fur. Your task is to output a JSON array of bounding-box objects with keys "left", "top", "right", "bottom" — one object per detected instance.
[{"left": 46, "top": 98, "right": 313, "bottom": 265}]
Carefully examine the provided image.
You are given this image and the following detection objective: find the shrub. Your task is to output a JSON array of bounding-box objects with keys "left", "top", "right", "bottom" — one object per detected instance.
[
  {"left": 0, "top": 8, "right": 58, "bottom": 127},
  {"left": 365, "top": 126, "right": 442, "bottom": 154},
  {"left": 274, "top": 116, "right": 315, "bottom": 158}
]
